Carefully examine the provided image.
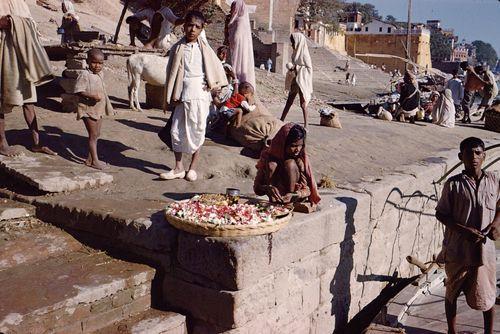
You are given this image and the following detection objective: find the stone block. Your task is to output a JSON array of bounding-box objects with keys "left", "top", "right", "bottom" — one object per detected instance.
[
  {"left": 319, "top": 268, "right": 336, "bottom": 305},
  {"left": 65, "top": 58, "right": 87, "bottom": 70},
  {"left": 310, "top": 303, "right": 336, "bottom": 334},
  {"left": 163, "top": 275, "right": 235, "bottom": 329},
  {"left": 62, "top": 69, "right": 84, "bottom": 79},
  {"left": 176, "top": 193, "right": 368, "bottom": 290},
  {"left": 94, "top": 309, "right": 187, "bottom": 334},
  {"left": 0, "top": 198, "right": 35, "bottom": 221},
  {"left": 276, "top": 315, "right": 311, "bottom": 334},
  {"left": 0, "top": 154, "right": 113, "bottom": 193},
  {"left": 111, "top": 289, "right": 134, "bottom": 308},
  {"left": 302, "top": 278, "right": 321, "bottom": 316}
]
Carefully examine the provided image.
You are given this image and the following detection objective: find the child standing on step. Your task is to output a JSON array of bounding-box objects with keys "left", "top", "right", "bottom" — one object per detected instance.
[
  {"left": 435, "top": 137, "right": 499, "bottom": 334},
  {"left": 73, "top": 48, "right": 113, "bottom": 170}
]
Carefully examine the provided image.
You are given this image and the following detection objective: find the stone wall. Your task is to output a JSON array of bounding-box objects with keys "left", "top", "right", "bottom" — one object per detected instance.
[
  {"left": 345, "top": 33, "right": 432, "bottom": 73},
  {"left": 33, "top": 149, "right": 499, "bottom": 333},
  {"left": 324, "top": 31, "right": 347, "bottom": 55},
  {"left": 159, "top": 151, "right": 481, "bottom": 333}
]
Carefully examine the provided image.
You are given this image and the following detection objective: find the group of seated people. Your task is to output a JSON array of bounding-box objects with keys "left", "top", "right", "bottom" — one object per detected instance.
[{"left": 386, "top": 62, "right": 498, "bottom": 128}]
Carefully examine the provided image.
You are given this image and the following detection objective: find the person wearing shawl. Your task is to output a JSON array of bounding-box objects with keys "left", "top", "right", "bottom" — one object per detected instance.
[
  {"left": 160, "top": 11, "right": 228, "bottom": 182},
  {"left": 0, "top": 0, "right": 56, "bottom": 156},
  {"left": 254, "top": 123, "right": 320, "bottom": 212},
  {"left": 226, "top": 0, "right": 256, "bottom": 90},
  {"left": 60, "top": 0, "right": 80, "bottom": 44},
  {"left": 432, "top": 89, "right": 456, "bottom": 128},
  {"left": 280, "top": 33, "right": 313, "bottom": 129},
  {"left": 395, "top": 71, "right": 420, "bottom": 123}
]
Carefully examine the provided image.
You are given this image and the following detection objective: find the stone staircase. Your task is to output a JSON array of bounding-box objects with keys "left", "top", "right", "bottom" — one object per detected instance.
[
  {"left": 306, "top": 39, "right": 392, "bottom": 100},
  {"left": 0, "top": 205, "right": 186, "bottom": 334}
]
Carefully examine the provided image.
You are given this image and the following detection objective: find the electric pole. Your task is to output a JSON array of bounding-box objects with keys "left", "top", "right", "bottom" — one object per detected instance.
[{"left": 405, "top": 0, "right": 412, "bottom": 71}]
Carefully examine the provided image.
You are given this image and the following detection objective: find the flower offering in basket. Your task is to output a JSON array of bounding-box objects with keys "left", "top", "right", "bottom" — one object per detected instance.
[{"left": 164, "top": 193, "right": 292, "bottom": 237}]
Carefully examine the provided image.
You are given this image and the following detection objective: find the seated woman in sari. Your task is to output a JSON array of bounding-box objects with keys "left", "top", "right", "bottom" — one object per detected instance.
[
  {"left": 395, "top": 71, "right": 420, "bottom": 123},
  {"left": 253, "top": 123, "right": 320, "bottom": 212}
]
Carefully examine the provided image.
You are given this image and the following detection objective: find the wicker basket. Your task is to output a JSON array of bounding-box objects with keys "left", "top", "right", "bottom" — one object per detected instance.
[
  {"left": 165, "top": 211, "right": 293, "bottom": 237},
  {"left": 484, "top": 110, "right": 500, "bottom": 133}
]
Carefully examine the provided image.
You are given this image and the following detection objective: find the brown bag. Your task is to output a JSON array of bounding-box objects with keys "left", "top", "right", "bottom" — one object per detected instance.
[
  {"left": 229, "top": 109, "right": 284, "bottom": 152},
  {"left": 320, "top": 113, "right": 342, "bottom": 129}
]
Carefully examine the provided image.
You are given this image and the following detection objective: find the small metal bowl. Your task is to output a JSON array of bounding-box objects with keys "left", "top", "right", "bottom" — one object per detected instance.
[{"left": 226, "top": 188, "right": 241, "bottom": 197}]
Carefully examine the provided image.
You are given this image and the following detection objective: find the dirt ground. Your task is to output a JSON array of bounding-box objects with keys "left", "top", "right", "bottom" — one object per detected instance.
[{"left": 3, "top": 1, "right": 499, "bottom": 202}]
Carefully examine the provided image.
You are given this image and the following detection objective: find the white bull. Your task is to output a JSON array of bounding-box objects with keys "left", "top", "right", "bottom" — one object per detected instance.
[{"left": 127, "top": 53, "right": 169, "bottom": 112}]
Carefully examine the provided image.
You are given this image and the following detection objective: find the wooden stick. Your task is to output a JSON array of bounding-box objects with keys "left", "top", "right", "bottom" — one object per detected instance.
[{"left": 113, "top": 0, "right": 130, "bottom": 44}]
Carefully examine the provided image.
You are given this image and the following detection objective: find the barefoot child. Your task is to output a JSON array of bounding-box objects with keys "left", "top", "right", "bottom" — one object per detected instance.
[
  {"left": 74, "top": 48, "right": 113, "bottom": 170},
  {"left": 160, "top": 11, "right": 228, "bottom": 181},
  {"left": 254, "top": 123, "right": 320, "bottom": 211},
  {"left": 436, "top": 137, "right": 499, "bottom": 334},
  {"left": 215, "top": 46, "right": 239, "bottom": 102},
  {"left": 221, "top": 82, "right": 255, "bottom": 128}
]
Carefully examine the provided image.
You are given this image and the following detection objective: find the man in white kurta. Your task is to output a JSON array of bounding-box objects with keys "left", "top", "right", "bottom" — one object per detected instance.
[{"left": 170, "top": 41, "right": 211, "bottom": 158}]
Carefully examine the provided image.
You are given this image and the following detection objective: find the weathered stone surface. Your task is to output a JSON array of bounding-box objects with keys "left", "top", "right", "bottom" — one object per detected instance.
[
  {"left": 0, "top": 251, "right": 154, "bottom": 333},
  {"left": 0, "top": 224, "right": 82, "bottom": 270},
  {"left": 0, "top": 198, "right": 35, "bottom": 221},
  {"left": 95, "top": 309, "right": 187, "bottom": 334},
  {"left": 35, "top": 195, "right": 177, "bottom": 253},
  {"left": 65, "top": 58, "right": 87, "bottom": 70},
  {"left": 0, "top": 153, "right": 113, "bottom": 192},
  {"left": 176, "top": 192, "right": 370, "bottom": 291},
  {"left": 62, "top": 69, "right": 84, "bottom": 79}
]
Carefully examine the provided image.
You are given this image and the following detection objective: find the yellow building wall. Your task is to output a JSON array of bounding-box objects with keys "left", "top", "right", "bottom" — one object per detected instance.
[
  {"left": 345, "top": 33, "right": 432, "bottom": 72},
  {"left": 324, "top": 31, "right": 346, "bottom": 55}
]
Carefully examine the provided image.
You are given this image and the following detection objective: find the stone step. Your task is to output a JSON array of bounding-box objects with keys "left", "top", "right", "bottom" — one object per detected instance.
[
  {"left": 93, "top": 309, "right": 187, "bottom": 334},
  {"left": 0, "top": 152, "right": 113, "bottom": 193},
  {"left": 0, "top": 198, "right": 35, "bottom": 221},
  {"left": 0, "top": 251, "right": 155, "bottom": 333},
  {"left": 0, "top": 222, "right": 83, "bottom": 270}
]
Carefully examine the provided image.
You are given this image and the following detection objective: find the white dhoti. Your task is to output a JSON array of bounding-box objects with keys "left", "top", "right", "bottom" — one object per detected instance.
[
  {"left": 171, "top": 99, "right": 211, "bottom": 154},
  {"left": 169, "top": 41, "right": 212, "bottom": 154}
]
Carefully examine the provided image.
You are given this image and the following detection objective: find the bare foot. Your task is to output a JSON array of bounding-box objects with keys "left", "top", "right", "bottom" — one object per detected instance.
[
  {"left": 84, "top": 156, "right": 92, "bottom": 166},
  {"left": 86, "top": 160, "right": 107, "bottom": 170},
  {"left": 0, "top": 145, "right": 21, "bottom": 157},
  {"left": 32, "top": 145, "right": 57, "bottom": 156}
]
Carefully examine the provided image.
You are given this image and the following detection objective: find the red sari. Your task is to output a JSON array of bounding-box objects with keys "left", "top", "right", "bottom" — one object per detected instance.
[{"left": 254, "top": 123, "right": 321, "bottom": 205}]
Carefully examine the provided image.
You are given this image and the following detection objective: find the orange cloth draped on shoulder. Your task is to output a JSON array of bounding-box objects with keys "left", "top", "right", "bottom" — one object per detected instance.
[{"left": 255, "top": 123, "right": 321, "bottom": 205}]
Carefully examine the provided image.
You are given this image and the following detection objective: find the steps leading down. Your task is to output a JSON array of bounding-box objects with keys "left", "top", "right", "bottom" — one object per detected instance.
[{"left": 0, "top": 215, "right": 186, "bottom": 334}]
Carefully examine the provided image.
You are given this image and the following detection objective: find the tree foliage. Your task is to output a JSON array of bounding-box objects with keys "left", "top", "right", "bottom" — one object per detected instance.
[
  {"left": 298, "top": 0, "right": 382, "bottom": 32},
  {"left": 472, "top": 40, "right": 498, "bottom": 68},
  {"left": 342, "top": 2, "right": 381, "bottom": 23},
  {"left": 385, "top": 15, "right": 397, "bottom": 24},
  {"left": 298, "top": 0, "right": 345, "bottom": 32},
  {"left": 430, "top": 31, "right": 452, "bottom": 61}
]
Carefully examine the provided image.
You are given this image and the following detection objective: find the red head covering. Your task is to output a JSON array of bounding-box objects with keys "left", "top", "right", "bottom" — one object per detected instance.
[{"left": 256, "top": 123, "right": 321, "bottom": 205}]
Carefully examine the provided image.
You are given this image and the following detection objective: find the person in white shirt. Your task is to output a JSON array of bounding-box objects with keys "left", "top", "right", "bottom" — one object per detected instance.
[{"left": 445, "top": 68, "right": 464, "bottom": 117}]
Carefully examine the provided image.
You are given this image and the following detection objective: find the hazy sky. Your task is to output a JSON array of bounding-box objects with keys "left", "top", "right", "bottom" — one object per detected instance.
[{"left": 356, "top": 0, "right": 500, "bottom": 55}]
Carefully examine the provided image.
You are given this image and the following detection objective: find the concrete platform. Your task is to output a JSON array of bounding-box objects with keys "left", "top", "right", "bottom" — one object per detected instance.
[
  {"left": 0, "top": 198, "right": 35, "bottom": 221},
  {"left": 95, "top": 308, "right": 187, "bottom": 334},
  {"left": 0, "top": 152, "right": 113, "bottom": 193}
]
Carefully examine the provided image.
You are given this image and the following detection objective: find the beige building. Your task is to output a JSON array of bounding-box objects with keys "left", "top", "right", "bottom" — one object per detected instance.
[
  {"left": 216, "top": 0, "right": 301, "bottom": 43},
  {"left": 346, "top": 28, "right": 432, "bottom": 72}
]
